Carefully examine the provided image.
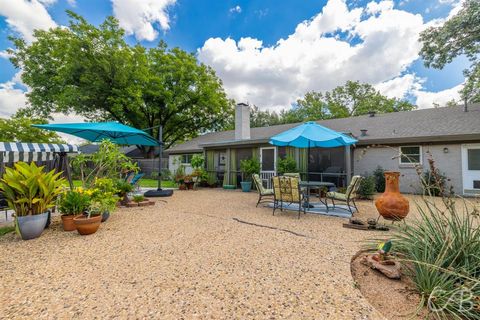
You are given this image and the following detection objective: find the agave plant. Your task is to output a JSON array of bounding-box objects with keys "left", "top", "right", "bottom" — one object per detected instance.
[{"left": 0, "top": 162, "right": 65, "bottom": 216}]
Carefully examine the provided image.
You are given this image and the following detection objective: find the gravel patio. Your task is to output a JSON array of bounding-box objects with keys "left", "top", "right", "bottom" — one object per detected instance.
[{"left": 0, "top": 189, "right": 456, "bottom": 319}]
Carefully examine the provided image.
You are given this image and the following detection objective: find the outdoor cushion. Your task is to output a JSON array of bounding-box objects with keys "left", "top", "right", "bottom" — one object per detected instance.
[{"left": 326, "top": 191, "right": 347, "bottom": 201}]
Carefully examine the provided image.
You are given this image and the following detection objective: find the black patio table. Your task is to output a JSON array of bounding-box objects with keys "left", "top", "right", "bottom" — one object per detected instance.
[{"left": 299, "top": 181, "right": 335, "bottom": 212}]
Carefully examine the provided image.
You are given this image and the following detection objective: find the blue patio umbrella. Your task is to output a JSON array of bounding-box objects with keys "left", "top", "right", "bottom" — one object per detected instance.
[
  {"left": 32, "top": 122, "right": 159, "bottom": 146},
  {"left": 269, "top": 121, "right": 357, "bottom": 182},
  {"left": 33, "top": 122, "right": 173, "bottom": 197}
]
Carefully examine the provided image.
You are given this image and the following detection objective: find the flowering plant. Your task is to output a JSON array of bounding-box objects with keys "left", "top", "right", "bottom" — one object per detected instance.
[{"left": 58, "top": 188, "right": 91, "bottom": 216}]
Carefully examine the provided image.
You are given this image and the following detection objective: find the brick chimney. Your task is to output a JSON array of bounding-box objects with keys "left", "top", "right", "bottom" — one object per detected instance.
[{"left": 235, "top": 102, "right": 251, "bottom": 140}]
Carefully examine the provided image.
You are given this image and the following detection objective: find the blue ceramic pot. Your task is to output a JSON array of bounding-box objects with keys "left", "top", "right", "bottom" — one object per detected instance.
[
  {"left": 240, "top": 181, "right": 252, "bottom": 192},
  {"left": 16, "top": 212, "right": 48, "bottom": 240},
  {"left": 101, "top": 211, "right": 110, "bottom": 222}
]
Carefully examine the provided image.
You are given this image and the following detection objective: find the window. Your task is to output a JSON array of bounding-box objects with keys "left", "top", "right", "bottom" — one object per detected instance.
[
  {"left": 468, "top": 149, "right": 480, "bottom": 170},
  {"left": 399, "top": 146, "right": 422, "bottom": 164},
  {"left": 180, "top": 154, "right": 193, "bottom": 164}
]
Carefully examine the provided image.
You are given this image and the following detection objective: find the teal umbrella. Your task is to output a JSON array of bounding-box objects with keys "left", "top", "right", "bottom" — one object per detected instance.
[
  {"left": 270, "top": 121, "right": 357, "bottom": 182},
  {"left": 32, "top": 122, "right": 159, "bottom": 146}
]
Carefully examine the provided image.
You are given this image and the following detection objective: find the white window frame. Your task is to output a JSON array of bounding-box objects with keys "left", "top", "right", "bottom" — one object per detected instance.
[
  {"left": 399, "top": 145, "right": 422, "bottom": 165},
  {"left": 180, "top": 154, "right": 193, "bottom": 165}
]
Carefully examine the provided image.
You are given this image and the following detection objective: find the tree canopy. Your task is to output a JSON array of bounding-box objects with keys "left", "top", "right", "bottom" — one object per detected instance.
[
  {"left": 9, "top": 11, "right": 233, "bottom": 157},
  {"left": 0, "top": 116, "right": 64, "bottom": 143},
  {"left": 249, "top": 81, "right": 416, "bottom": 128},
  {"left": 420, "top": 0, "right": 480, "bottom": 102}
]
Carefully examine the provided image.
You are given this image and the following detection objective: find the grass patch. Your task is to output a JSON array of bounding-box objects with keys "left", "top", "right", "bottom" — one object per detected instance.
[{"left": 0, "top": 226, "right": 15, "bottom": 237}]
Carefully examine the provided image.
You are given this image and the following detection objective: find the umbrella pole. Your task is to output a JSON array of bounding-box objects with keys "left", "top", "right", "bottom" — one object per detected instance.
[
  {"left": 157, "top": 126, "right": 163, "bottom": 190},
  {"left": 143, "top": 125, "right": 173, "bottom": 198},
  {"left": 307, "top": 140, "right": 310, "bottom": 183}
]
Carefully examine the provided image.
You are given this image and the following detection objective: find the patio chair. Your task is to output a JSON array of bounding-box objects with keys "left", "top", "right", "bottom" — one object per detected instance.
[
  {"left": 128, "top": 172, "right": 145, "bottom": 192},
  {"left": 325, "top": 175, "right": 363, "bottom": 215},
  {"left": 272, "top": 176, "right": 305, "bottom": 218},
  {"left": 252, "top": 174, "right": 274, "bottom": 207}
]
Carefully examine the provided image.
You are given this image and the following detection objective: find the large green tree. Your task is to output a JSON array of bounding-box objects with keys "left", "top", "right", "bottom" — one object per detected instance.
[
  {"left": 0, "top": 116, "right": 64, "bottom": 143},
  {"left": 420, "top": 0, "right": 480, "bottom": 102},
  {"left": 9, "top": 12, "right": 233, "bottom": 157},
  {"left": 247, "top": 81, "right": 416, "bottom": 127},
  {"left": 287, "top": 81, "right": 416, "bottom": 123}
]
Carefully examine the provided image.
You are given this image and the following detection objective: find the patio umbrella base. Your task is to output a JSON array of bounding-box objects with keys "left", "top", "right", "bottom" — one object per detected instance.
[{"left": 144, "top": 189, "right": 173, "bottom": 197}]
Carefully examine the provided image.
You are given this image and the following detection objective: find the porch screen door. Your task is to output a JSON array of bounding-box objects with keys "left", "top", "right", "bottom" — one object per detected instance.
[{"left": 260, "top": 147, "right": 276, "bottom": 188}]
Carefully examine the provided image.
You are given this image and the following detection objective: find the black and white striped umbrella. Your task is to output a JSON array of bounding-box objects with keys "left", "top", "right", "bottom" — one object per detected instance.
[{"left": 0, "top": 142, "right": 78, "bottom": 163}]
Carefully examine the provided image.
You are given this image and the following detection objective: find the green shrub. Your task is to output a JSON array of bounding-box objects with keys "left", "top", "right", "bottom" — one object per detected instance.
[
  {"left": 114, "top": 179, "right": 134, "bottom": 196},
  {"left": 132, "top": 195, "right": 145, "bottom": 203},
  {"left": 240, "top": 158, "right": 260, "bottom": 182},
  {"left": 72, "top": 140, "right": 139, "bottom": 187},
  {"left": 372, "top": 166, "right": 385, "bottom": 192},
  {"left": 190, "top": 154, "right": 205, "bottom": 169},
  {"left": 391, "top": 197, "right": 480, "bottom": 318},
  {"left": 422, "top": 169, "right": 447, "bottom": 197},
  {"left": 277, "top": 156, "right": 297, "bottom": 175},
  {"left": 358, "top": 175, "right": 375, "bottom": 199}
]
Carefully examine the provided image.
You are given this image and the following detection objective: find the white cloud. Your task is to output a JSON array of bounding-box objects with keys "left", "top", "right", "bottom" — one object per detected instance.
[
  {"left": 0, "top": 0, "right": 57, "bottom": 42},
  {"left": 0, "top": 50, "right": 12, "bottom": 59},
  {"left": 0, "top": 73, "right": 85, "bottom": 143},
  {"left": 229, "top": 5, "right": 242, "bottom": 14},
  {"left": 198, "top": 0, "right": 425, "bottom": 109},
  {"left": 198, "top": 0, "right": 463, "bottom": 110},
  {"left": 0, "top": 74, "right": 27, "bottom": 118},
  {"left": 375, "top": 74, "right": 422, "bottom": 99},
  {"left": 111, "top": 0, "right": 176, "bottom": 41},
  {"left": 414, "top": 84, "right": 463, "bottom": 109},
  {"left": 38, "top": 0, "right": 57, "bottom": 5},
  {"left": 366, "top": 0, "right": 394, "bottom": 14}
]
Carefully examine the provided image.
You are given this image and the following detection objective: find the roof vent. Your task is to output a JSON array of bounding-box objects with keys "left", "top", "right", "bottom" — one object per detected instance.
[
  {"left": 360, "top": 129, "right": 368, "bottom": 137},
  {"left": 368, "top": 111, "right": 376, "bottom": 117},
  {"left": 464, "top": 99, "right": 468, "bottom": 112}
]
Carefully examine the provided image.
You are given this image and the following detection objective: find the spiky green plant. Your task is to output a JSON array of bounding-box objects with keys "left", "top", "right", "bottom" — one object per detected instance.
[
  {"left": 391, "top": 196, "right": 480, "bottom": 319},
  {"left": 0, "top": 162, "right": 65, "bottom": 216}
]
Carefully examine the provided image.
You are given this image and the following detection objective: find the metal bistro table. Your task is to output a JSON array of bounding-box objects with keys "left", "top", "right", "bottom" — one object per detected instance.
[{"left": 299, "top": 181, "right": 335, "bottom": 212}]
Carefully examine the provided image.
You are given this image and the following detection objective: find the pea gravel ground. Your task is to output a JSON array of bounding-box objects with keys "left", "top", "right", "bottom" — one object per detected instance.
[{"left": 1, "top": 189, "right": 441, "bottom": 320}]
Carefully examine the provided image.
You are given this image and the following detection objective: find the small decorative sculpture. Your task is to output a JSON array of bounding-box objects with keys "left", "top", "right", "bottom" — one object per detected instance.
[
  {"left": 362, "top": 239, "right": 401, "bottom": 279},
  {"left": 375, "top": 171, "right": 410, "bottom": 221}
]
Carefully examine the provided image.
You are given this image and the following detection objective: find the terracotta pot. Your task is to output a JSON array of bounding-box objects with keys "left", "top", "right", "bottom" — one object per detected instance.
[
  {"left": 73, "top": 215, "right": 102, "bottom": 235},
  {"left": 375, "top": 171, "right": 409, "bottom": 221},
  {"left": 61, "top": 214, "right": 82, "bottom": 231}
]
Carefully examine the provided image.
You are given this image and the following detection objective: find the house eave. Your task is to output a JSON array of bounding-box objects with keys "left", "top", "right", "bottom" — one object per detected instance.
[{"left": 356, "top": 134, "right": 480, "bottom": 146}]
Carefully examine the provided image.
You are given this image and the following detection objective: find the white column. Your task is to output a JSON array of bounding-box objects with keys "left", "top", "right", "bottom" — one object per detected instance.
[{"left": 345, "top": 145, "right": 352, "bottom": 186}]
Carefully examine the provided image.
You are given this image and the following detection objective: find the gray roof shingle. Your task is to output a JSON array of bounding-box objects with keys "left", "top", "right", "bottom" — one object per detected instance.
[{"left": 166, "top": 104, "right": 480, "bottom": 154}]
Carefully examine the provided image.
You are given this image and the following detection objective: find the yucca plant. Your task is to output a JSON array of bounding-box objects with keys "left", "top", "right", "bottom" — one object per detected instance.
[
  {"left": 0, "top": 162, "right": 65, "bottom": 216},
  {"left": 391, "top": 197, "right": 480, "bottom": 319}
]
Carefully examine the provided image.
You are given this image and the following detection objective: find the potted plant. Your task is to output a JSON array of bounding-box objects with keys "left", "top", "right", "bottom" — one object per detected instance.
[
  {"left": 58, "top": 189, "right": 91, "bottom": 231},
  {"left": 190, "top": 155, "right": 205, "bottom": 186},
  {"left": 174, "top": 166, "right": 186, "bottom": 190},
  {"left": 0, "top": 162, "right": 65, "bottom": 240},
  {"left": 91, "top": 178, "right": 119, "bottom": 221},
  {"left": 115, "top": 179, "right": 133, "bottom": 205},
  {"left": 239, "top": 158, "right": 260, "bottom": 192},
  {"left": 73, "top": 203, "right": 102, "bottom": 235},
  {"left": 184, "top": 174, "right": 194, "bottom": 190}
]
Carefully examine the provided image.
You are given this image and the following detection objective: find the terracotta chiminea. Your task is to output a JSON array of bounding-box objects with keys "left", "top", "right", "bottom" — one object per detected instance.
[{"left": 375, "top": 171, "right": 409, "bottom": 221}]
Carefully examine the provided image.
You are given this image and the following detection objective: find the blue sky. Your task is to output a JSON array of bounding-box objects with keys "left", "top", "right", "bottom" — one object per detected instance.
[{"left": 0, "top": 0, "right": 468, "bottom": 116}]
